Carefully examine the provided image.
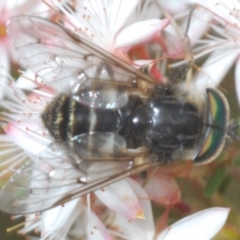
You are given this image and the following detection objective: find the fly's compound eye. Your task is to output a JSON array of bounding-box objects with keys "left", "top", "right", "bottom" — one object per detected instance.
[{"left": 194, "top": 88, "right": 230, "bottom": 164}]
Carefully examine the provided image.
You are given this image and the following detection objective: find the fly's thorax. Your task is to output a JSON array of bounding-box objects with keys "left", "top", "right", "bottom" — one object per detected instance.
[{"left": 130, "top": 90, "right": 205, "bottom": 163}]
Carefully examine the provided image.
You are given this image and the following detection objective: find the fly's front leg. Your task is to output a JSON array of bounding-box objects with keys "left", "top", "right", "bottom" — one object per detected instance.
[{"left": 169, "top": 5, "right": 197, "bottom": 85}]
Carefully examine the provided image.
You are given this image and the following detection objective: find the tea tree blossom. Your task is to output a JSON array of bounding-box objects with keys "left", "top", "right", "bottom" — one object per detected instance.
[
  {"left": 0, "top": 0, "right": 173, "bottom": 237},
  {"left": 0, "top": 59, "right": 181, "bottom": 239},
  {"left": 157, "top": 207, "right": 230, "bottom": 240},
  {"left": 0, "top": 1, "right": 48, "bottom": 69},
  {"left": 157, "top": 0, "right": 240, "bottom": 95},
  {"left": 0, "top": 0, "right": 49, "bottom": 100},
  {"left": 184, "top": 0, "right": 240, "bottom": 105},
  {"left": 49, "top": 0, "right": 170, "bottom": 57},
  {"left": 0, "top": 0, "right": 236, "bottom": 239}
]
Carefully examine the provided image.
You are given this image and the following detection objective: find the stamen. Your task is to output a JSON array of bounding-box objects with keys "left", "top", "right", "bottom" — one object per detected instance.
[{"left": 0, "top": 22, "right": 7, "bottom": 39}]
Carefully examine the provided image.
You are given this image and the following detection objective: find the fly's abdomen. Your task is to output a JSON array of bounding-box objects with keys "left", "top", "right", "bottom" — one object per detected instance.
[
  {"left": 69, "top": 101, "right": 120, "bottom": 138},
  {"left": 41, "top": 94, "right": 71, "bottom": 142},
  {"left": 42, "top": 94, "right": 122, "bottom": 141}
]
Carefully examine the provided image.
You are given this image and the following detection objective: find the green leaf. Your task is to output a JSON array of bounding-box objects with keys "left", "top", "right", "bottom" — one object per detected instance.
[
  {"left": 232, "top": 153, "right": 240, "bottom": 166},
  {"left": 204, "top": 166, "right": 226, "bottom": 198}
]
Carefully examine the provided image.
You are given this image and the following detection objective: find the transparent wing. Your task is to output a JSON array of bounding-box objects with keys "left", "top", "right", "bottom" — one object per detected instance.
[
  {"left": 7, "top": 15, "right": 156, "bottom": 93},
  {"left": 72, "top": 80, "right": 131, "bottom": 109},
  {"left": 0, "top": 16, "right": 158, "bottom": 214},
  {"left": 71, "top": 133, "right": 128, "bottom": 159},
  {"left": 0, "top": 139, "right": 156, "bottom": 214}
]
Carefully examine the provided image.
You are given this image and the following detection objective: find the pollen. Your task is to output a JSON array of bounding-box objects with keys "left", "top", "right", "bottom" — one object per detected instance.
[
  {"left": 0, "top": 22, "right": 7, "bottom": 38},
  {"left": 135, "top": 209, "right": 145, "bottom": 219}
]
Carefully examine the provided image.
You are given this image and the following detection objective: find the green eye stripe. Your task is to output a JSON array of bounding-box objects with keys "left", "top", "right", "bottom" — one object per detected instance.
[
  {"left": 195, "top": 128, "right": 225, "bottom": 164},
  {"left": 195, "top": 88, "right": 229, "bottom": 164},
  {"left": 207, "top": 88, "right": 228, "bottom": 128}
]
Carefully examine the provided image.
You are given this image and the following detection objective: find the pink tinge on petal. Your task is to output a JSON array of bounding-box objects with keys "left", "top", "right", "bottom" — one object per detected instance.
[
  {"left": 112, "top": 178, "right": 154, "bottom": 240},
  {"left": 95, "top": 178, "right": 143, "bottom": 219},
  {"left": 115, "top": 18, "right": 170, "bottom": 48},
  {"left": 4, "top": 121, "right": 50, "bottom": 154},
  {"left": 86, "top": 210, "right": 112, "bottom": 240},
  {"left": 156, "top": 207, "right": 230, "bottom": 240},
  {"left": 144, "top": 175, "right": 181, "bottom": 205}
]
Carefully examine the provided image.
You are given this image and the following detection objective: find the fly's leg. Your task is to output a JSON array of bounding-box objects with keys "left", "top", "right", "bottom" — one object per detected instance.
[{"left": 169, "top": 5, "right": 197, "bottom": 85}]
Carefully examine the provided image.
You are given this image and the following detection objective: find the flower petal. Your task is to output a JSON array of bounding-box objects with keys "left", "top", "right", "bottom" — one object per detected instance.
[
  {"left": 112, "top": 178, "right": 155, "bottom": 240},
  {"left": 15, "top": 69, "right": 40, "bottom": 89},
  {"left": 4, "top": 121, "right": 50, "bottom": 154},
  {"left": 157, "top": 207, "right": 230, "bottom": 240},
  {"left": 86, "top": 210, "right": 112, "bottom": 240},
  {"left": 95, "top": 178, "right": 143, "bottom": 219},
  {"left": 144, "top": 175, "right": 181, "bottom": 205},
  {"left": 115, "top": 18, "right": 170, "bottom": 48},
  {"left": 41, "top": 199, "right": 81, "bottom": 239},
  {"left": 190, "top": 47, "right": 239, "bottom": 94}
]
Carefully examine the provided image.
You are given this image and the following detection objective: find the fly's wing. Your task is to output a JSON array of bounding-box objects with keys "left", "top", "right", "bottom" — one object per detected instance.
[
  {"left": 7, "top": 15, "right": 156, "bottom": 95},
  {"left": 1, "top": 16, "right": 158, "bottom": 214},
  {"left": 0, "top": 133, "right": 156, "bottom": 214},
  {"left": 72, "top": 79, "right": 132, "bottom": 109}
]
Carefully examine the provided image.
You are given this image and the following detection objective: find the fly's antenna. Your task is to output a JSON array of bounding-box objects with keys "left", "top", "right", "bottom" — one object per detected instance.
[{"left": 169, "top": 4, "right": 197, "bottom": 85}]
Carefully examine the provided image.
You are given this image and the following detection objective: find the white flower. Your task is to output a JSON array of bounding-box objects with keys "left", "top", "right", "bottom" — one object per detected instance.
[
  {"left": 157, "top": 207, "right": 230, "bottom": 240},
  {"left": 0, "top": 0, "right": 48, "bottom": 99},
  {"left": 17, "top": 175, "right": 155, "bottom": 239},
  {"left": 189, "top": 0, "right": 240, "bottom": 105},
  {"left": 0, "top": 71, "right": 156, "bottom": 239},
  {"left": 160, "top": 0, "right": 240, "bottom": 95},
  {"left": 50, "top": 0, "right": 170, "bottom": 55},
  {"left": 0, "top": 1, "right": 236, "bottom": 240},
  {"left": 0, "top": 1, "right": 48, "bottom": 68}
]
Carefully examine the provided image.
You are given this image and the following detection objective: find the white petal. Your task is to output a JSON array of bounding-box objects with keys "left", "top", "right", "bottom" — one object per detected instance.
[
  {"left": 161, "top": 0, "right": 189, "bottom": 14},
  {"left": 0, "top": 45, "right": 10, "bottom": 100},
  {"left": 191, "top": 0, "right": 240, "bottom": 27},
  {"left": 4, "top": 121, "right": 50, "bottom": 154},
  {"left": 191, "top": 47, "right": 239, "bottom": 94},
  {"left": 0, "top": 44, "right": 9, "bottom": 71},
  {"left": 108, "top": 0, "right": 139, "bottom": 34},
  {"left": 0, "top": 134, "right": 28, "bottom": 180},
  {"left": 15, "top": 69, "right": 40, "bottom": 89},
  {"left": 86, "top": 210, "right": 112, "bottom": 240},
  {"left": 115, "top": 18, "right": 169, "bottom": 48},
  {"left": 113, "top": 178, "right": 154, "bottom": 240},
  {"left": 157, "top": 207, "right": 230, "bottom": 240},
  {"left": 95, "top": 178, "right": 143, "bottom": 219},
  {"left": 41, "top": 199, "right": 81, "bottom": 239},
  {"left": 187, "top": 6, "right": 212, "bottom": 44}
]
